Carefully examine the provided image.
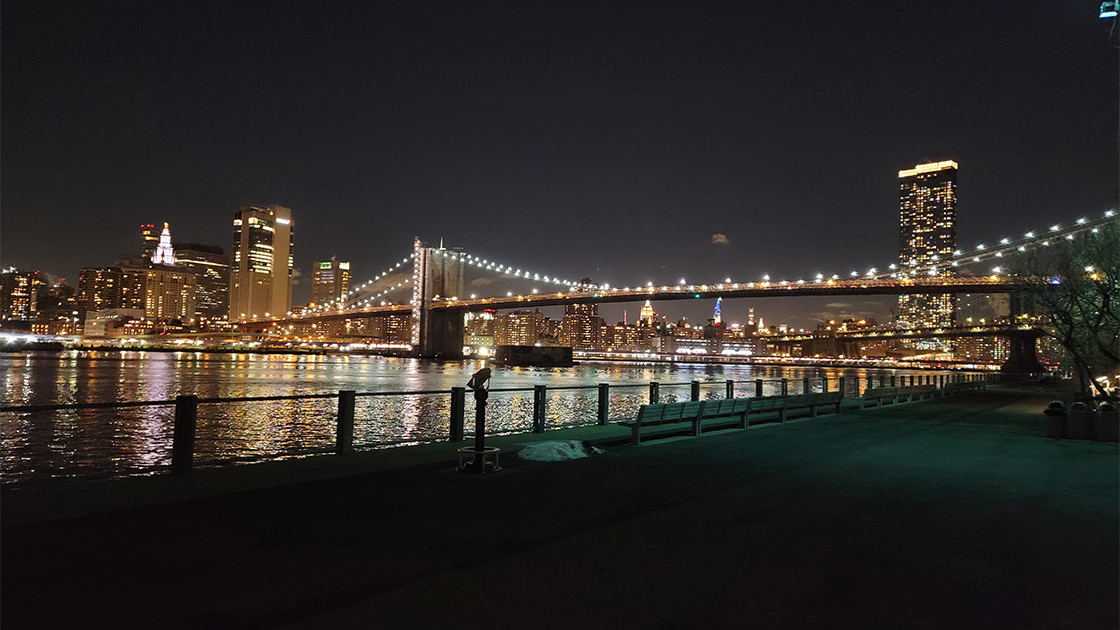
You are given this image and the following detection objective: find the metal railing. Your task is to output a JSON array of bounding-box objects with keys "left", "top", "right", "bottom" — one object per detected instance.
[{"left": 0, "top": 372, "right": 997, "bottom": 479}]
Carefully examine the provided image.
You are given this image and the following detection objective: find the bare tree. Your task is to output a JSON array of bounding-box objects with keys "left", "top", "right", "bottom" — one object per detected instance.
[{"left": 1012, "top": 219, "right": 1119, "bottom": 400}]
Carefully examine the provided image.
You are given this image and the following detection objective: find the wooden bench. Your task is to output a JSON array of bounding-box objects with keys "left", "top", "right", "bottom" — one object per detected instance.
[
  {"left": 626, "top": 392, "right": 843, "bottom": 445},
  {"left": 860, "top": 387, "right": 900, "bottom": 408}
]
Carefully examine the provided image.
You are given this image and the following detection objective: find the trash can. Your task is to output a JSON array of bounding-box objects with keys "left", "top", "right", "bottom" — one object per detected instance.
[
  {"left": 1065, "top": 402, "right": 1093, "bottom": 440},
  {"left": 1094, "top": 401, "right": 1119, "bottom": 443},
  {"left": 1043, "top": 401, "right": 1066, "bottom": 439}
]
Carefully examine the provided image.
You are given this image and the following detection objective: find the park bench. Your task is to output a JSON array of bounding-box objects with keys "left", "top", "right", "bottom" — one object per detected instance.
[
  {"left": 626, "top": 391, "right": 843, "bottom": 445},
  {"left": 860, "top": 384, "right": 939, "bottom": 409}
]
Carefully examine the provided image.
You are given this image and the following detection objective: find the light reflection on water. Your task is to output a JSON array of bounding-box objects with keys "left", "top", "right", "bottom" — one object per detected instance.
[{"left": 0, "top": 351, "right": 951, "bottom": 483}]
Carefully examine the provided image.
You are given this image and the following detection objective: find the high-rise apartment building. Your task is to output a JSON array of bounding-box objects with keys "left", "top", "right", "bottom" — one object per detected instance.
[
  {"left": 496, "top": 310, "right": 547, "bottom": 346},
  {"left": 174, "top": 243, "right": 230, "bottom": 320},
  {"left": 560, "top": 303, "right": 604, "bottom": 349},
  {"left": 78, "top": 267, "right": 123, "bottom": 312},
  {"left": 311, "top": 258, "right": 351, "bottom": 307},
  {"left": 143, "top": 267, "right": 197, "bottom": 324},
  {"left": 898, "top": 160, "right": 957, "bottom": 328},
  {"left": 229, "top": 205, "right": 293, "bottom": 320},
  {"left": 1, "top": 269, "right": 45, "bottom": 322}
]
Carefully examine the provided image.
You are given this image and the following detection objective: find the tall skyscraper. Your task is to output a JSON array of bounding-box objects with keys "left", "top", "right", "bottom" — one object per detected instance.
[
  {"left": 229, "top": 205, "right": 293, "bottom": 320},
  {"left": 150, "top": 223, "right": 176, "bottom": 266},
  {"left": 174, "top": 243, "right": 230, "bottom": 321},
  {"left": 560, "top": 303, "right": 604, "bottom": 349},
  {"left": 311, "top": 258, "right": 351, "bottom": 307},
  {"left": 898, "top": 160, "right": 957, "bottom": 328}
]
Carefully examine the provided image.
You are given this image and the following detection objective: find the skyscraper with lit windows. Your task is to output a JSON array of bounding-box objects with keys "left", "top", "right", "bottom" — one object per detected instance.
[
  {"left": 312, "top": 258, "right": 351, "bottom": 307},
  {"left": 897, "top": 160, "right": 957, "bottom": 328},
  {"left": 229, "top": 205, "right": 293, "bottom": 320}
]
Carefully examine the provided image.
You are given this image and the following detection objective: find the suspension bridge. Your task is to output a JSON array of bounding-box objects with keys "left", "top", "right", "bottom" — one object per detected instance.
[{"left": 235, "top": 210, "right": 1115, "bottom": 367}]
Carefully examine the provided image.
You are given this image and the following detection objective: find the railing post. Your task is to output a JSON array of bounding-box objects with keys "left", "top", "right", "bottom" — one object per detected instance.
[
  {"left": 879, "top": 375, "right": 885, "bottom": 388},
  {"left": 335, "top": 390, "right": 356, "bottom": 455},
  {"left": 838, "top": 377, "right": 846, "bottom": 399},
  {"left": 691, "top": 381, "right": 700, "bottom": 401},
  {"left": 649, "top": 381, "right": 660, "bottom": 404},
  {"left": 939, "top": 374, "right": 945, "bottom": 388},
  {"left": 533, "top": 385, "right": 547, "bottom": 433},
  {"left": 597, "top": 383, "right": 609, "bottom": 425},
  {"left": 890, "top": 375, "right": 896, "bottom": 387},
  {"left": 450, "top": 386, "right": 466, "bottom": 442},
  {"left": 172, "top": 395, "right": 198, "bottom": 474},
  {"left": 726, "top": 380, "right": 734, "bottom": 399},
  {"left": 781, "top": 378, "right": 788, "bottom": 396},
  {"left": 867, "top": 375, "right": 873, "bottom": 392},
  {"left": 822, "top": 378, "right": 828, "bottom": 393},
  {"left": 909, "top": 375, "right": 915, "bottom": 387},
  {"left": 755, "top": 379, "right": 764, "bottom": 397},
  {"left": 803, "top": 378, "right": 810, "bottom": 394}
]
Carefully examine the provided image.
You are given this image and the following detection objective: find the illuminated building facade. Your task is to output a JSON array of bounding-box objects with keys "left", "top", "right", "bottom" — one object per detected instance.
[
  {"left": 639, "top": 300, "right": 655, "bottom": 327},
  {"left": 140, "top": 224, "right": 159, "bottom": 260},
  {"left": 174, "top": 243, "right": 230, "bottom": 320},
  {"left": 143, "top": 267, "right": 197, "bottom": 324},
  {"left": 1, "top": 269, "right": 45, "bottom": 322},
  {"left": 78, "top": 267, "right": 122, "bottom": 312},
  {"left": 151, "top": 223, "right": 177, "bottom": 266},
  {"left": 312, "top": 258, "right": 352, "bottom": 307},
  {"left": 560, "top": 303, "right": 603, "bottom": 350},
  {"left": 898, "top": 160, "right": 957, "bottom": 328},
  {"left": 230, "top": 205, "right": 293, "bottom": 320},
  {"left": 496, "top": 310, "right": 546, "bottom": 346}
]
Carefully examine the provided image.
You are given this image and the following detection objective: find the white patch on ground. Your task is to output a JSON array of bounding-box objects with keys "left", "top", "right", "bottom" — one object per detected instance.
[{"left": 517, "top": 440, "right": 603, "bottom": 462}]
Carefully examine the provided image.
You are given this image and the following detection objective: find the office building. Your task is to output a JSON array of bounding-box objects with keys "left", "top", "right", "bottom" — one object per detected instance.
[
  {"left": 1, "top": 269, "right": 45, "bottom": 322},
  {"left": 150, "top": 223, "right": 176, "bottom": 266},
  {"left": 175, "top": 243, "right": 230, "bottom": 320},
  {"left": 230, "top": 205, "right": 293, "bottom": 320},
  {"left": 312, "top": 258, "right": 351, "bottom": 307},
  {"left": 140, "top": 224, "right": 159, "bottom": 260},
  {"left": 78, "top": 267, "right": 123, "bottom": 312},
  {"left": 898, "top": 160, "right": 957, "bottom": 328},
  {"left": 143, "top": 266, "right": 197, "bottom": 324},
  {"left": 496, "top": 309, "right": 547, "bottom": 346}
]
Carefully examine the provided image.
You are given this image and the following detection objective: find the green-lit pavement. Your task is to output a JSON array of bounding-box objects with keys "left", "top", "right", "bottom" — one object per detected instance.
[{"left": 3, "top": 388, "right": 1116, "bottom": 629}]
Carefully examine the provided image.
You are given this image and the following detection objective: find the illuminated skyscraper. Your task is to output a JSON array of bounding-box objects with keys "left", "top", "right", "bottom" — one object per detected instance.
[
  {"left": 151, "top": 222, "right": 176, "bottom": 266},
  {"left": 560, "top": 303, "right": 603, "bottom": 349},
  {"left": 230, "top": 205, "right": 293, "bottom": 320},
  {"left": 639, "top": 300, "right": 655, "bottom": 327},
  {"left": 174, "top": 243, "right": 230, "bottom": 320},
  {"left": 898, "top": 160, "right": 957, "bottom": 328},
  {"left": 311, "top": 258, "right": 351, "bottom": 307}
]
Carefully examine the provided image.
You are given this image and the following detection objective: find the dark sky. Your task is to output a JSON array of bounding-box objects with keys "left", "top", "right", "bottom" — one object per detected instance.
[{"left": 2, "top": 1, "right": 1116, "bottom": 329}]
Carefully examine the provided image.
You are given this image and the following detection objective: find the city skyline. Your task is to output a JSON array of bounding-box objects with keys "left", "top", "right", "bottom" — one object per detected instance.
[{"left": 1, "top": 2, "right": 1115, "bottom": 330}]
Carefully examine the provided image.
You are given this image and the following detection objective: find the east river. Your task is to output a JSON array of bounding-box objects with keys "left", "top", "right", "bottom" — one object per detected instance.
[{"left": 1, "top": 351, "right": 952, "bottom": 484}]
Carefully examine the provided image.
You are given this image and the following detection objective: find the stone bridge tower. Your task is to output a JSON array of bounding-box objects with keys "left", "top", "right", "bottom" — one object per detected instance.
[{"left": 411, "top": 238, "right": 466, "bottom": 359}]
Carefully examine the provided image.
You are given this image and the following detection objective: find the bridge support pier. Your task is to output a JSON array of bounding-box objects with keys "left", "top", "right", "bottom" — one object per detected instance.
[
  {"left": 418, "top": 308, "right": 465, "bottom": 360},
  {"left": 1000, "top": 329, "right": 1044, "bottom": 374}
]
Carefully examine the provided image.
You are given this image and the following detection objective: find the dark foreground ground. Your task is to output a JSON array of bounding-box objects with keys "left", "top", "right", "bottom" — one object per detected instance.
[{"left": 2, "top": 388, "right": 1117, "bottom": 629}]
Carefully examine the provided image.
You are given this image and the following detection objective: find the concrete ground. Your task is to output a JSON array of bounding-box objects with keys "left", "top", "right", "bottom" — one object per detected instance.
[{"left": 2, "top": 387, "right": 1117, "bottom": 629}]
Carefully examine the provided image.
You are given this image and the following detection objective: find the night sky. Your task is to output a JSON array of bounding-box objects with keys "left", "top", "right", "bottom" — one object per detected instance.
[{"left": 2, "top": 1, "right": 1116, "bottom": 329}]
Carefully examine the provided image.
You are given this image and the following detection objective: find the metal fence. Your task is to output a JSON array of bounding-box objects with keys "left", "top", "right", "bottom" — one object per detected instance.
[{"left": 0, "top": 372, "right": 997, "bottom": 479}]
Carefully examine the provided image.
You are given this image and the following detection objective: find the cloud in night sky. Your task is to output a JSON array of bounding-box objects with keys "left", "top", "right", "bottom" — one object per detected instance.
[{"left": 711, "top": 233, "right": 729, "bottom": 245}]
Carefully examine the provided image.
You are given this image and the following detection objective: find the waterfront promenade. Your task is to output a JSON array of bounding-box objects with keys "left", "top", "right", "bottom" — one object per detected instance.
[{"left": 2, "top": 387, "right": 1117, "bottom": 629}]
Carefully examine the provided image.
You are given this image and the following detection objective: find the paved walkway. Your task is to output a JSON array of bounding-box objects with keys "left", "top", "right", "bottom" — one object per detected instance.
[{"left": 2, "top": 388, "right": 1117, "bottom": 629}]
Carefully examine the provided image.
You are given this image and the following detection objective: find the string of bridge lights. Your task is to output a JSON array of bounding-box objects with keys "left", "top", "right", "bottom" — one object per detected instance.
[
  {"left": 307, "top": 253, "right": 416, "bottom": 314},
  {"left": 300, "top": 209, "right": 1114, "bottom": 316}
]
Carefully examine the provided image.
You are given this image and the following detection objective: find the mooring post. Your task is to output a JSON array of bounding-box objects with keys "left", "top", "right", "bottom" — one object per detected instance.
[
  {"left": 533, "top": 385, "right": 547, "bottom": 433},
  {"left": 649, "top": 381, "right": 660, "bottom": 404},
  {"left": 172, "top": 395, "right": 198, "bottom": 474},
  {"left": 450, "top": 386, "right": 466, "bottom": 442},
  {"left": 336, "top": 390, "right": 356, "bottom": 455},
  {"left": 597, "top": 383, "right": 610, "bottom": 425},
  {"left": 691, "top": 381, "right": 700, "bottom": 401},
  {"left": 726, "top": 380, "right": 734, "bottom": 399}
]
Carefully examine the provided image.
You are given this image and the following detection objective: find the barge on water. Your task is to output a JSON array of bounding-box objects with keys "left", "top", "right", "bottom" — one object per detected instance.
[{"left": 494, "top": 345, "right": 574, "bottom": 367}]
